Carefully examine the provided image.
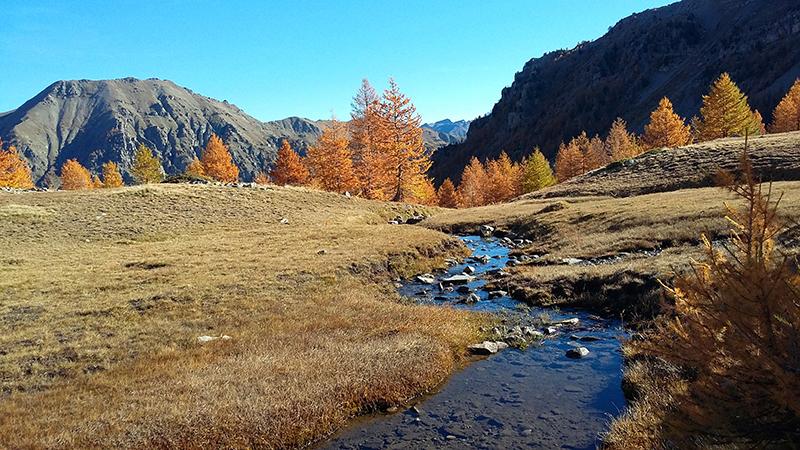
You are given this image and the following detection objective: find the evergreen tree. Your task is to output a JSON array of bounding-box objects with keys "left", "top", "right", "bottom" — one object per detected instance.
[
  {"left": 101, "top": 161, "right": 124, "bottom": 188},
  {"left": 520, "top": 148, "right": 556, "bottom": 193},
  {"left": 0, "top": 141, "right": 34, "bottom": 189},
  {"left": 437, "top": 178, "right": 461, "bottom": 208},
  {"left": 375, "top": 78, "right": 429, "bottom": 202},
  {"left": 695, "top": 73, "right": 761, "bottom": 141},
  {"left": 350, "top": 79, "right": 389, "bottom": 199},
  {"left": 131, "top": 144, "right": 164, "bottom": 184},
  {"left": 60, "top": 159, "right": 93, "bottom": 190},
  {"left": 458, "top": 157, "right": 488, "bottom": 207},
  {"left": 643, "top": 97, "right": 692, "bottom": 149},
  {"left": 605, "top": 118, "right": 643, "bottom": 161},
  {"left": 185, "top": 156, "right": 206, "bottom": 178},
  {"left": 270, "top": 140, "right": 309, "bottom": 186},
  {"left": 770, "top": 79, "right": 800, "bottom": 133},
  {"left": 305, "top": 119, "right": 359, "bottom": 193},
  {"left": 201, "top": 134, "right": 239, "bottom": 183}
]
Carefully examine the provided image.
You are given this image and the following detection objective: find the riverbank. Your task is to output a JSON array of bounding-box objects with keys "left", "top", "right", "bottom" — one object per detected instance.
[
  {"left": 0, "top": 184, "right": 488, "bottom": 448},
  {"left": 324, "top": 236, "right": 629, "bottom": 449}
]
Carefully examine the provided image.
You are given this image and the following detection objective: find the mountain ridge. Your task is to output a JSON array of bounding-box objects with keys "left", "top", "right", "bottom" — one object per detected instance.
[
  {"left": 430, "top": 0, "right": 800, "bottom": 183},
  {"left": 0, "top": 78, "right": 455, "bottom": 186}
]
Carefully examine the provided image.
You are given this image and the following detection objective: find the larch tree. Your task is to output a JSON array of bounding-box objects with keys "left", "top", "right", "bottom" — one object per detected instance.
[
  {"left": 695, "top": 73, "right": 761, "bottom": 141},
  {"left": 555, "top": 140, "right": 585, "bottom": 182},
  {"left": 585, "top": 134, "right": 608, "bottom": 171},
  {"left": 643, "top": 97, "right": 692, "bottom": 149},
  {"left": 521, "top": 148, "right": 556, "bottom": 193},
  {"left": 101, "top": 161, "right": 124, "bottom": 188},
  {"left": 458, "top": 157, "right": 488, "bottom": 207},
  {"left": 375, "top": 78, "right": 429, "bottom": 202},
  {"left": 185, "top": 156, "right": 206, "bottom": 178},
  {"left": 406, "top": 175, "right": 438, "bottom": 205},
  {"left": 770, "top": 78, "right": 800, "bottom": 133},
  {"left": 270, "top": 140, "right": 309, "bottom": 186},
  {"left": 91, "top": 175, "right": 103, "bottom": 189},
  {"left": 350, "top": 79, "right": 389, "bottom": 199},
  {"left": 254, "top": 172, "right": 270, "bottom": 185},
  {"left": 60, "top": 159, "right": 93, "bottom": 190},
  {"left": 201, "top": 133, "right": 239, "bottom": 183},
  {"left": 437, "top": 178, "right": 461, "bottom": 208},
  {"left": 131, "top": 144, "right": 164, "bottom": 184},
  {"left": 305, "top": 119, "right": 359, "bottom": 193},
  {"left": 606, "top": 118, "right": 643, "bottom": 161},
  {"left": 0, "top": 141, "right": 35, "bottom": 189},
  {"left": 486, "top": 152, "right": 521, "bottom": 203}
]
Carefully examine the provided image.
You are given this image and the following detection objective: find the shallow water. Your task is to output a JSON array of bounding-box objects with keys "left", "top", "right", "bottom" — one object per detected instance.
[{"left": 323, "top": 236, "right": 627, "bottom": 449}]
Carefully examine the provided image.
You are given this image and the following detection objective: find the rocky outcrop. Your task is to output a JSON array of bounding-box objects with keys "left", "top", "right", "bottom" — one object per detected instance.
[{"left": 431, "top": 0, "right": 800, "bottom": 183}]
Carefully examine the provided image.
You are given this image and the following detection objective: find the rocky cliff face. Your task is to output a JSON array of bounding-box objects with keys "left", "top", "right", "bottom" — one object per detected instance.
[
  {"left": 0, "top": 78, "right": 329, "bottom": 185},
  {"left": 431, "top": 0, "right": 800, "bottom": 183}
]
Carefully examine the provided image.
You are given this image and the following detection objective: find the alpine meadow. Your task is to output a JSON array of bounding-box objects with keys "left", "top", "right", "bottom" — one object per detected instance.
[{"left": 2, "top": 0, "right": 800, "bottom": 448}]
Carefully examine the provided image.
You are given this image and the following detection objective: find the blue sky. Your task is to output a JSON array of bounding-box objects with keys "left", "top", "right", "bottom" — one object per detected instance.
[{"left": 1, "top": 1, "right": 674, "bottom": 123}]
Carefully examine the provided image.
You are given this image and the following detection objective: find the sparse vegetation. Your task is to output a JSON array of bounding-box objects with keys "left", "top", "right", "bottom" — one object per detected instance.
[
  {"left": 606, "top": 150, "right": 800, "bottom": 448},
  {"left": 0, "top": 139, "right": 34, "bottom": 189},
  {"left": 132, "top": 144, "right": 164, "bottom": 184},
  {"left": 0, "top": 184, "right": 486, "bottom": 448}
]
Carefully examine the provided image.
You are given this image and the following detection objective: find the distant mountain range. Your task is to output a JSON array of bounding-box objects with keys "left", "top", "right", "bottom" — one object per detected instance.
[
  {"left": 431, "top": 0, "right": 800, "bottom": 183},
  {"left": 422, "top": 119, "right": 470, "bottom": 144},
  {"left": 0, "top": 78, "right": 459, "bottom": 186}
]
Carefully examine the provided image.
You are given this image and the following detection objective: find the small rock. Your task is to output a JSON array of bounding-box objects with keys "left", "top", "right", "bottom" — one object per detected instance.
[
  {"left": 488, "top": 290, "right": 507, "bottom": 299},
  {"left": 480, "top": 225, "right": 495, "bottom": 237},
  {"left": 523, "top": 327, "right": 544, "bottom": 338},
  {"left": 416, "top": 274, "right": 436, "bottom": 284},
  {"left": 463, "top": 266, "right": 476, "bottom": 275},
  {"left": 344, "top": 191, "right": 351, "bottom": 198},
  {"left": 279, "top": 218, "right": 289, "bottom": 225},
  {"left": 388, "top": 220, "right": 400, "bottom": 225},
  {"left": 197, "top": 335, "right": 231, "bottom": 343},
  {"left": 457, "top": 285, "right": 472, "bottom": 294},
  {"left": 464, "top": 292, "right": 480, "bottom": 303},
  {"left": 545, "top": 326, "right": 559, "bottom": 335},
  {"left": 559, "top": 318, "right": 580, "bottom": 326},
  {"left": 561, "top": 257, "right": 583, "bottom": 266},
  {"left": 566, "top": 347, "right": 590, "bottom": 358},
  {"left": 446, "top": 435, "right": 457, "bottom": 440},
  {"left": 386, "top": 406, "right": 399, "bottom": 413},
  {"left": 468, "top": 341, "right": 500, "bottom": 355},
  {"left": 441, "top": 274, "right": 475, "bottom": 285},
  {"left": 316, "top": 249, "right": 327, "bottom": 255}
]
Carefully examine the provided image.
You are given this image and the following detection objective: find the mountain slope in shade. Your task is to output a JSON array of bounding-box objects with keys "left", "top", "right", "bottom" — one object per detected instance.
[
  {"left": 0, "top": 78, "right": 329, "bottom": 185},
  {"left": 431, "top": 0, "right": 800, "bottom": 183}
]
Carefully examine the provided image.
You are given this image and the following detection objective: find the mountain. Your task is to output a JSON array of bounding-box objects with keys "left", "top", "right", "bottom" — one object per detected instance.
[
  {"left": 423, "top": 119, "right": 470, "bottom": 143},
  {"left": 430, "top": 0, "right": 800, "bottom": 183},
  {"left": 0, "top": 78, "right": 451, "bottom": 186}
]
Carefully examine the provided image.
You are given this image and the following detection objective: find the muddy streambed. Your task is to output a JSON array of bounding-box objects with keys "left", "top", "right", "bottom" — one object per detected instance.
[{"left": 323, "top": 236, "right": 628, "bottom": 449}]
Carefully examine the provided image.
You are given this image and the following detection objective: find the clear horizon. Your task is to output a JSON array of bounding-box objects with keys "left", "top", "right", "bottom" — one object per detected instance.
[{"left": 1, "top": 0, "right": 674, "bottom": 123}]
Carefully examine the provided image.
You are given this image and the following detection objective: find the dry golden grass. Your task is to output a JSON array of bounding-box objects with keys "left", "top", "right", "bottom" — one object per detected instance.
[
  {"left": 425, "top": 182, "right": 800, "bottom": 316},
  {"left": 0, "top": 184, "right": 486, "bottom": 448}
]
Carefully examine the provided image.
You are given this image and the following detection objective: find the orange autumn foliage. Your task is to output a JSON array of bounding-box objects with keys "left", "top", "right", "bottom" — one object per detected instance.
[
  {"left": 60, "top": 159, "right": 93, "bottom": 190},
  {"left": 101, "top": 161, "right": 124, "bottom": 188},
  {"left": 201, "top": 133, "right": 239, "bottom": 183},
  {"left": 305, "top": 119, "right": 359, "bottom": 193},
  {"left": 0, "top": 140, "right": 34, "bottom": 189},
  {"left": 375, "top": 79, "right": 430, "bottom": 202},
  {"left": 437, "top": 178, "right": 461, "bottom": 208},
  {"left": 457, "top": 157, "right": 489, "bottom": 207},
  {"left": 350, "top": 79, "right": 390, "bottom": 200},
  {"left": 270, "top": 140, "right": 309, "bottom": 186}
]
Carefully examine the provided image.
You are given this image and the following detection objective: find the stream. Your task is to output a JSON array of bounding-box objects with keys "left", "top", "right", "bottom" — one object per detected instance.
[{"left": 323, "top": 235, "right": 628, "bottom": 449}]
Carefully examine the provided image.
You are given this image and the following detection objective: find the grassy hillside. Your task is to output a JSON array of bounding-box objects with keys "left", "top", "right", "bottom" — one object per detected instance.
[
  {"left": 529, "top": 132, "right": 800, "bottom": 199},
  {"left": 0, "top": 184, "right": 487, "bottom": 448}
]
